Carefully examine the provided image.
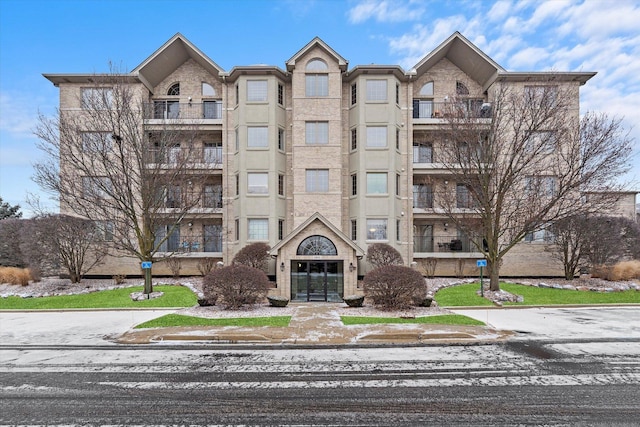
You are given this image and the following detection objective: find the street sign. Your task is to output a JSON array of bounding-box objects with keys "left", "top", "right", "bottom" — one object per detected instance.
[
  {"left": 476, "top": 259, "right": 487, "bottom": 267},
  {"left": 141, "top": 261, "right": 152, "bottom": 269}
]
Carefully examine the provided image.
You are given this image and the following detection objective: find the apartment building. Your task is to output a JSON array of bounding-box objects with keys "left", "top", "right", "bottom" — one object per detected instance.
[{"left": 44, "top": 32, "right": 605, "bottom": 302}]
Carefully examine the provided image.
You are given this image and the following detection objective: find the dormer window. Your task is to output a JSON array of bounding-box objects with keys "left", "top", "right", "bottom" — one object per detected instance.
[
  {"left": 306, "top": 58, "right": 328, "bottom": 71},
  {"left": 167, "top": 83, "right": 180, "bottom": 96}
]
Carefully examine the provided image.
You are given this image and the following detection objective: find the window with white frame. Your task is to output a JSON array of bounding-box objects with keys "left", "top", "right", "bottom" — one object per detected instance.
[
  {"left": 305, "top": 59, "right": 328, "bottom": 97},
  {"left": 247, "top": 126, "right": 268, "bottom": 148},
  {"left": 366, "top": 80, "right": 387, "bottom": 101},
  {"left": 351, "top": 173, "right": 357, "bottom": 196},
  {"left": 204, "top": 142, "right": 222, "bottom": 163},
  {"left": 155, "top": 224, "right": 180, "bottom": 252},
  {"left": 81, "top": 88, "right": 113, "bottom": 110},
  {"left": 366, "top": 219, "right": 387, "bottom": 240},
  {"left": 202, "top": 82, "right": 215, "bottom": 96},
  {"left": 95, "top": 220, "right": 114, "bottom": 242},
  {"left": 351, "top": 219, "right": 357, "bottom": 241},
  {"left": 351, "top": 83, "right": 357, "bottom": 105},
  {"left": 277, "top": 83, "right": 284, "bottom": 106},
  {"left": 278, "top": 174, "right": 284, "bottom": 196},
  {"left": 351, "top": 128, "right": 357, "bottom": 150},
  {"left": 526, "top": 131, "right": 557, "bottom": 154},
  {"left": 203, "top": 184, "right": 222, "bottom": 208},
  {"left": 413, "top": 142, "right": 432, "bottom": 163},
  {"left": 525, "top": 224, "right": 555, "bottom": 243},
  {"left": 248, "top": 219, "right": 269, "bottom": 240},
  {"left": 247, "top": 80, "right": 268, "bottom": 102},
  {"left": 366, "top": 172, "right": 387, "bottom": 194},
  {"left": 306, "top": 169, "right": 329, "bottom": 192},
  {"left": 167, "top": 83, "right": 180, "bottom": 96},
  {"left": 247, "top": 173, "right": 268, "bottom": 194},
  {"left": 278, "top": 128, "right": 285, "bottom": 151},
  {"left": 305, "top": 121, "right": 329, "bottom": 144},
  {"left": 366, "top": 126, "right": 387, "bottom": 148},
  {"left": 456, "top": 184, "right": 476, "bottom": 208}
]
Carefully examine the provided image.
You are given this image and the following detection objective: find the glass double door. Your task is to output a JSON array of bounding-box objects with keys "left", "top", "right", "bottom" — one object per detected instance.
[{"left": 291, "top": 261, "right": 343, "bottom": 302}]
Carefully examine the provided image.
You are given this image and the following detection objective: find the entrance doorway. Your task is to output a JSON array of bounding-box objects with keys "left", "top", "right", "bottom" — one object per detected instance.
[{"left": 291, "top": 261, "right": 344, "bottom": 302}]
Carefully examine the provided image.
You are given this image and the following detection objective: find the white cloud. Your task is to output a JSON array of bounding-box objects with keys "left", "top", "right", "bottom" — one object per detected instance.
[
  {"left": 0, "top": 92, "right": 39, "bottom": 138},
  {"left": 347, "top": 0, "right": 425, "bottom": 24},
  {"left": 507, "top": 46, "right": 551, "bottom": 69}
]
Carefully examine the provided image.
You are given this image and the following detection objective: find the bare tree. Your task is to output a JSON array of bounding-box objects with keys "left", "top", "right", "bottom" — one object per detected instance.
[
  {"left": 33, "top": 68, "right": 210, "bottom": 293},
  {"left": 0, "top": 197, "right": 22, "bottom": 220},
  {"left": 435, "top": 81, "right": 633, "bottom": 291}
]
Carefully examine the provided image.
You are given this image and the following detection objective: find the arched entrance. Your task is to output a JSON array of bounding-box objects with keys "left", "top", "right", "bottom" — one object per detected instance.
[{"left": 291, "top": 235, "right": 344, "bottom": 302}]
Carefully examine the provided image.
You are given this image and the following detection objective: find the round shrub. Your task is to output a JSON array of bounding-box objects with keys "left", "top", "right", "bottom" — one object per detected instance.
[
  {"left": 363, "top": 265, "right": 426, "bottom": 310},
  {"left": 366, "top": 243, "right": 403, "bottom": 269},
  {"left": 203, "top": 265, "right": 270, "bottom": 310}
]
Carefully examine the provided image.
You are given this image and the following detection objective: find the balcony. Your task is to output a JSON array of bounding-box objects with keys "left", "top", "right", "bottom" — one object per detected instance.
[
  {"left": 412, "top": 100, "right": 491, "bottom": 123},
  {"left": 156, "top": 232, "right": 223, "bottom": 254},
  {"left": 158, "top": 188, "right": 223, "bottom": 212},
  {"left": 143, "top": 101, "right": 223, "bottom": 123},
  {"left": 146, "top": 147, "right": 223, "bottom": 168},
  {"left": 413, "top": 234, "right": 482, "bottom": 255}
]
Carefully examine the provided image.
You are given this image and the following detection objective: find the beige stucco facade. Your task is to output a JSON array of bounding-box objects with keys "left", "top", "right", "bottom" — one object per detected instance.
[{"left": 45, "top": 32, "right": 634, "bottom": 301}]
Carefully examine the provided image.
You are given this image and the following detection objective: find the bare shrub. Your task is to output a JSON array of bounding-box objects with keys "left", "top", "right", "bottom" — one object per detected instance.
[
  {"left": 164, "top": 257, "right": 181, "bottom": 278},
  {"left": 203, "top": 265, "right": 270, "bottom": 310},
  {"left": 609, "top": 260, "right": 640, "bottom": 281},
  {"left": 363, "top": 265, "right": 426, "bottom": 310},
  {"left": 113, "top": 274, "right": 126, "bottom": 285},
  {"left": 232, "top": 242, "right": 271, "bottom": 272},
  {"left": 197, "top": 258, "right": 218, "bottom": 276},
  {"left": 418, "top": 258, "right": 437, "bottom": 278},
  {"left": 0, "top": 267, "right": 31, "bottom": 286},
  {"left": 366, "top": 243, "right": 403, "bottom": 269}
]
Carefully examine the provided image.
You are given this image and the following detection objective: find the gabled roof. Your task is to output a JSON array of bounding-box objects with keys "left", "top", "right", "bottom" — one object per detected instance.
[
  {"left": 270, "top": 212, "right": 364, "bottom": 257},
  {"left": 285, "top": 37, "right": 348, "bottom": 72},
  {"left": 412, "top": 32, "right": 505, "bottom": 89},
  {"left": 131, "top": 33, "right": 224, "bottom": 91}
]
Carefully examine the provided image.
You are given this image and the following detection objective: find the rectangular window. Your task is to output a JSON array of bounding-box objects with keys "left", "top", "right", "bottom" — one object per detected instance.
[
  {"left": 248, "top": 218, "right": 268, "bottom": 240},
  {"left": 247, "top": 80, "right": 268, "bottom": 102},
  {"left": 278, "top": 128, "right": 285, "bottom": 151},
  {"left": 153, "top": 100, "right": 179, "bottom": 119},
  {"left": 413, "top": 184, "right": 433, "bottom": 208},
  {"left": 95, "top": 220, "right": 114, "bottom": 242},
  {"left": 203, "top": 101, "right": 222, "bottom": 119},
  {"left": 366, "top": 219, "right": 387, "bottom": 240},
  {"left": 524, "top": 85, "right": 558, "bottom": 107},
  {"left": 456, "top": 184, "right": 476, "bottom": 209},
  {"left": 366, "top": 126, "right": 387, "bottom": 148},
  {"left": 306, "top": 169, "right": 329, "bottom": 192},
  {"left": 351, "top": 173, "right": 357, "bottom": 196},
  {"left": 234, "top": 218, "right": 240, "bottom": 240},
  {"left": 396, "top": 128, "right": 400, "bottom": 150},
  {"left": 526, "top": 131, "right": 557, "bottom": 154},
  {"left": 278, "top": 174, "right": 284, "bottom": 196},
  {"left": 154, "top": 224, "right": 180, "bottom": 252},
  {"left": 235, "top": 173, "right": 239, "bottom": 196},
  {"left": 413, "top": 143, "right": 433, "bottom": 163},
  {"left": 351, "top": 219, "right": 357, "bottom": 241},
  {"left": 366, "top": 172, "right": 387, "bottom": 194},
  {"left": 164, "top": 185, "right": 181, "bottom": 208},
  {"left": 351, "top": 83, "right": 357, "bottom": 105},
  {"left": 235, "top": 128, "right": 239, "bottom": 151},
  {"left": 81, "top": 132, "right": 112, "bottom": 153},
  {"left": 395, "top": 173, "right": 400, "bottom": 196},
  {"left": 235, "top": 84, "right": 239, "bottom": 106},
  {"left": 81, "top": 87, "right": 113, "bottom": 109},
  {"left": 525, "top": 225, "right": 554, "bottom": 243},
  {"left": 247, "top": 126, "right": 268, "bottom": 148},
  {"left": 278, "top": 219, "right": 284, "bottom": 241},
  {"left": 305, "top": 121, "right": 329, "bottom": 144},
  {"left": 203, "top": 224, "right": 223, "bottom": 252},
  {"left": 412, "top": 99, "right": 434, "bottom": 118},
  {"left": 248, "top": 172, "right": 268, "bottom": 194},
  {"left": 305, "top": 74, "right": 328, "bottom": 96},
  {"left": 82, "top": 176, "right": 111, "bottom": 199},
  {"left": 203, "top": 184, "right": 222, "bottom": 208},
  {"left": 366, "top": 80, "right": 387, "bottom": 101},
  {"left": 525, "top": 176, "right": 557, "bottom": 197},
  {"left": 396, "top": 83, "right": 400, "bottom": 104},
  {"left": 204, "top": 142, "right": 222, "bottom": 164},
  {"left": 396, "top": 220, "right": 401, "bottom": 241},
  {"left": 277, "top": 83, "right": 284, "bottom": 106},
  {"left": 351, "top": 128, "right": 357, "bottom": 150}
]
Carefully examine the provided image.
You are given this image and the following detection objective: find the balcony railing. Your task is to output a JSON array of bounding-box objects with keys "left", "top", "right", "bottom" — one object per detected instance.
[
  {"left": 156, "top": 232, "right": 223, "bottom": 253},
  {"left": 413, "top": 235, "right": 481, "bottom": 253},
  {"left": 413, "top": 100, "right": 491, "bottom": 119},
  {"left": 146, "top": 147, "right": 223, "bottom": 166},
  {"left": 143, "top": 101, "right": 223, "bottom": 120},
  {"left": 159, "top": 188, "right": 223, "bottom": 210}
]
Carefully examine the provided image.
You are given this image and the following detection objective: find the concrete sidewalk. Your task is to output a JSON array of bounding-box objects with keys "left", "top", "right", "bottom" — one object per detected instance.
[{"left": 117, "top": 303, "right": 510, "bottom": 345}]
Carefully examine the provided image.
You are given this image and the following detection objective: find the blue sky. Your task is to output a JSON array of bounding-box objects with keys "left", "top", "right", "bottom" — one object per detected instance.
[{"left": 1, "top": 0, "right": 639, "bottom": 217}]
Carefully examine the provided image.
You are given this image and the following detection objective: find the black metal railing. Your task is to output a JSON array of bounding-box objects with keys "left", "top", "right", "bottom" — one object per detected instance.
[
  {"left": 413, "top": 234, "right": 481, "bottom": 253},
  {"left": 143, "top": 101, "right": 223, "bottom": 120},
  {"left": 156, "top": 232, "right": 223, "bottom": 253},
  {"left": 412, "top": 100, "right": 491, "bottom": 119}
]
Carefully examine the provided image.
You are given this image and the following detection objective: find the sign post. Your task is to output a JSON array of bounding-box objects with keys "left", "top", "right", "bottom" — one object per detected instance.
[
  {"left": 141, "top": 261, "right": 152, "bottom": 299},
  {"left": 476, "top": 259, "right": 487, "bottom": 297}
]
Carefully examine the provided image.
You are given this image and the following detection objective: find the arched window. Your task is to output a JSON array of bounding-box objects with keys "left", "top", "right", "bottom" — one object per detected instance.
[
  {"left": 306, "top": 58, "right": 328, "bottom": 71},
  {"left": 167, "top": 83, "right": 180, "bottom": 96},
  {"left": 202, "top": 82, "right": 215, "bottom": 96},
  {"left": 456, "top": 81, "right": 469, "bottom": 95},
  {"left": 297, "top": 235, "right": 337, "bottom": 255},
  {"left": 419, "top": 82, "right": 434, "bottom": 96}
]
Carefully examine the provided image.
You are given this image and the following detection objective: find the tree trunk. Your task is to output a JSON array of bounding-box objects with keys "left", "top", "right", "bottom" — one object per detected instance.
[{"left": 488, "top": 260, "right": 500, "bottom": 291}]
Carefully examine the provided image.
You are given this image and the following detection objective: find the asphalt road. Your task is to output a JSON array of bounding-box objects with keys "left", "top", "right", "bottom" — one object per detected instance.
[{"left": 2, "top": 340, "right": 639, "bottom": 425}]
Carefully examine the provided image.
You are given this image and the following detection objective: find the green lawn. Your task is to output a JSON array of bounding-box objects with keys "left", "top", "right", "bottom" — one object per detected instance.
[
  {"left": 341, "top": 314, "right": 485, "bottom": 326},
  {"left": 135, "top": 314, "right": 291, "bottom": 329},
  {"left": 0, "top": 285, "right": 197, "bottom": 309},
  {"left": 435, "top": 283, "right": 640, "bottom": 307}
]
